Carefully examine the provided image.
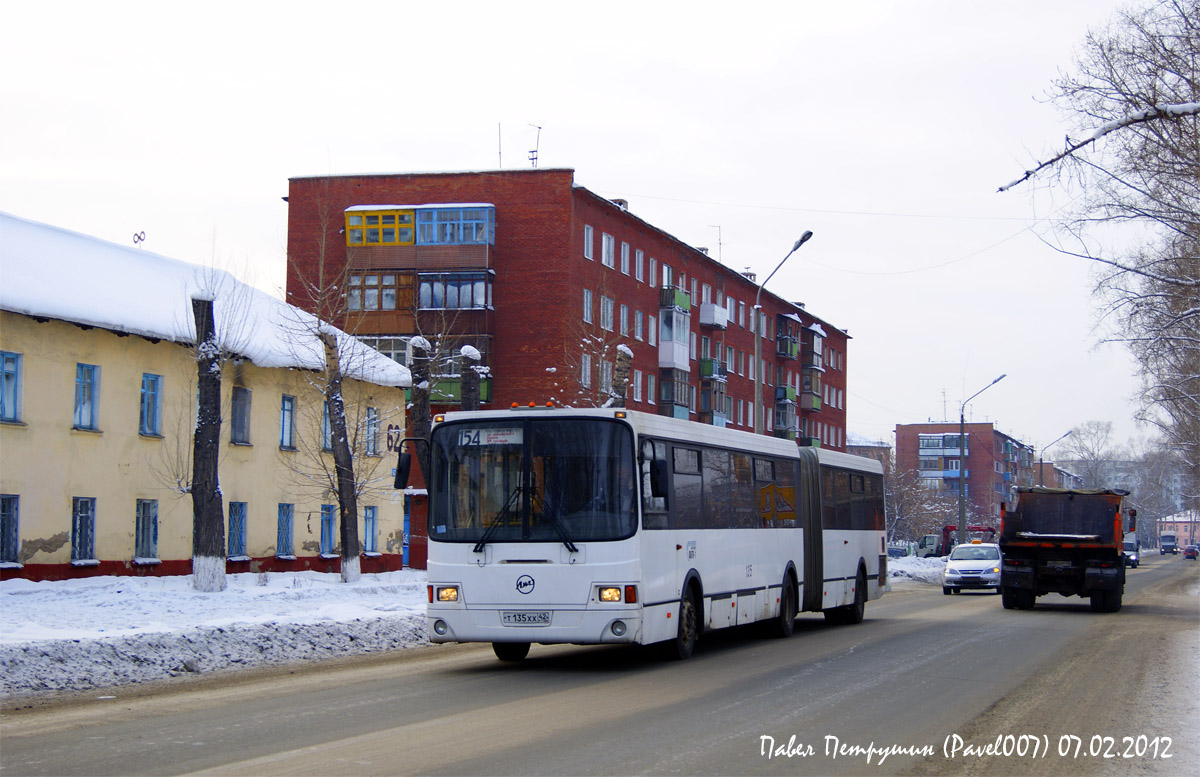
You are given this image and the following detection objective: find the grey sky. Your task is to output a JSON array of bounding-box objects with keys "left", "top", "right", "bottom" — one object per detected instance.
[{"left": 0, "top": 0, "right": 1146, "bottom": 453}]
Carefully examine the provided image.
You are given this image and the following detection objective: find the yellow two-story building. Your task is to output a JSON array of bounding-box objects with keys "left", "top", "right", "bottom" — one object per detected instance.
[{"left": 0, "top": 213, "right": 410, "bottom": 581}]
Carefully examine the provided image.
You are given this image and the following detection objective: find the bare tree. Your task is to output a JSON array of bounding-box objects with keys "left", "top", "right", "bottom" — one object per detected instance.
[
  {"left": 1060, "top": 420, "right": 1119, "bottom": 488},
  {"left": 191, "top": 297, "right": 226, "bottom": 592},
  {"left": 886, "top": 466, "right": 959, "bottom": 543},
  {"left": 1001, "top": 0, "right": 1199, "bottom": 506}
]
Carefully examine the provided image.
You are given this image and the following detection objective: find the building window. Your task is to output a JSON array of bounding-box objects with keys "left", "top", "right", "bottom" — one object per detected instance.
[
  {"left": 418, "top": 272, "right": 491, "bottom": 309},
  {"left": 738, "top": 301, "right": 746, "bottom": 327},
  {"left": 634, "top": 310, "right": 644, "bottom": 341},
  {"left": 635, "top": 250, "right": 644, "bottom": 282},
  {"left": 1, "top": 351, "right": 22, "bottom": 423},
  {"left": 71, "top": 497, "right": 95, "bottom": 562},
  {"left": 648, "top": 315, "right": 657, "bottom": 346},
  {"left": 620, "top": 304, "right": 629, "bottom": 336},
  {"left": 581, "top": 353, "right": 592, "bottom": 388},
  {"left": 415, "top": 207, "right": 494, "bottom": 245},
  {"left": 276, "top": 503, "right": 294, "bottom": 557},
  {"left": 582, "top": 289, "right": 593, "bottom": 324},
  {"left": 231, "top": 386, "right": 251, "bottom": 444},
  {"left": 365, "top": 407, "right": 380, "bottom": 456},
  {"left": 649, "top": 258, "right": 657, "bottom": 288},
  {"left": 228, "top": 502, "right": 248, "bottom": 558},
  {"left": 320, "top": 504, "right": 336, "bottom": 555},
  {"left": 74, "top": 363, "right": 100, "bottom": 430},
  {"left": 662, "top": 263, "right": 673, "bottom": 288},
  {"left": 633, "top": 370, "right": 643, "bottom": 402},
  {"left": 363, "top": 506, "right": 378, "bottom": 554},
  {"left": 140, "top": 373, "right": 163, "bottom": 436},
  {"left": 601, "top": 233, "right": 615, "bottom": 268},
  {"left": 280, "top": 395, "right": 296, "bottom": 450},
  {"left": 600, "top": 361, "right": 613, "bottom": 394},
  {"left": 1, "top": 495, "right": 18, "bottom": 564},
  {"left": 689, "top": 332, "right": 697, "bottom": 360},
  {"left": 583, "top": 224, "right": 594, "bottom": 260},
  {"left": 621, "top": 242, "right": 630, "bottom": 275},
  {"left": 647, "top": 374, "right": 656, "bottom": 405},
  {"left": 600, "top": 296, "right": 614, "bottom": 332},
  {"left": 135, "top": 499, "right": 158, "bottom": 559},
  {"left": 701, "top": 284, "right": 712, "bottom": 304},
  {"left": 347, "top": 273, "right": 399, "bottom": 311},
  {"left": 345, "top": 208, "right": 415, "bottom": 246}
]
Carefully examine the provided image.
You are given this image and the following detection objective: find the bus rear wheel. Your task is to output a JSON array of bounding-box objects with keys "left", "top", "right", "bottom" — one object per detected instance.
[
  {"left": 492, "top": 642, "right": 531, "bottom": 662},
  {"left": 767, "top": 577, "right": 796, "bottom": 639}
]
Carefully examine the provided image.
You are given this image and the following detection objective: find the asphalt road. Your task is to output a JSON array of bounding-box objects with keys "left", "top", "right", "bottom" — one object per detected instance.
[{"left": 2, "top": 555, "right": 1196, "bottom": 777}]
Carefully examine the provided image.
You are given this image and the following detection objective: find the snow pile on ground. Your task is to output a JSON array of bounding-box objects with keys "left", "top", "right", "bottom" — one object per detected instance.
[
  {"left": 1, "top": 570, "right": 428, "bottom": 699},
  {"left": 887, "top": 554, "right": 945, "bottom": 585},
  {"left": 2, "top": 561, "right": 946, "bottom": 700}
]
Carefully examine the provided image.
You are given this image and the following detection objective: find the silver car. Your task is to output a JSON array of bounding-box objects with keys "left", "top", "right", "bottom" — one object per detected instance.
[{"left": 943, "top": 542, "right": 1002, "bottom": 595}]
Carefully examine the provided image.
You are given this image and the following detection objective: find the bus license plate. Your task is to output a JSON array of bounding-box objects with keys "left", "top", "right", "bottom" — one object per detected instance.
[{"left": 502, "top": 611, "right": 550, "bottom": 626}]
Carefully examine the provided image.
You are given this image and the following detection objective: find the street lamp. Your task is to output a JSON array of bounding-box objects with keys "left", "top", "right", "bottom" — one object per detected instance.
[
  {"left": 957, "top": 373, "right": 1006, "bottom": 548},
  {"left": 1038, "top": 431, "right": 1072, "bottom": 486},
  {"left": 754, "top": 231, "right": 813, "bottom": 435}
]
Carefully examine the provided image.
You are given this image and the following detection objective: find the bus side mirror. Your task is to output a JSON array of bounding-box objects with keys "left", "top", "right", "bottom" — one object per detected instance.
[
  {"left": 650, "top": 459, "right": 668, "bottom": 498},
  {"left": 394, "top": 452, "right": 412, "bottom": 490}
]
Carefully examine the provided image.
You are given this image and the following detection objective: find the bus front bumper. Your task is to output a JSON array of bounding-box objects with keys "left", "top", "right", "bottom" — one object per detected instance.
[{"left": 427, "top": 606, "right": 644, "bottom": 645}]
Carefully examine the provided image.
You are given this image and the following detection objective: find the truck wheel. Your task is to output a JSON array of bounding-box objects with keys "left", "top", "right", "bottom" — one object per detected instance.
[
  {"left": 1001, "top": 588, "right": 1017, "bottom": 609},
  {"left": 1016, "top": 590, "right": 1036, "bottom": 610},
  {"left": 1108, "top": 587, "right": 1123, "bottom": 613},
  {"left": 1090, "top": 593, "right": 1106, "bottom": 613}
]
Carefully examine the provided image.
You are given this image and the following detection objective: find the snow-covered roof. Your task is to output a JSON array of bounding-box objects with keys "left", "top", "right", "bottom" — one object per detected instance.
[
  {"left": 808, "top": 322, "right": 828, "bottom": 337},
  {"left": 343, "top": 203, "right": 494, "bottom": 211},
  {"left": 0, "top": 212, "right": 410, "bottom": 388}
]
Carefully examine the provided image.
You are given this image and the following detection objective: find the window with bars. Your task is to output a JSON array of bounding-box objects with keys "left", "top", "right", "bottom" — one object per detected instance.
[
  {"left": 71, "top": 497, "right": 95, "bottom": 562},
  {"left": 0, "top": 495, "right": 18, "bottom": 564},
  {"left": 228, "top": 502, "right": 248, "bottom": 558},
  {"left": 320, "top": 504, "right": 336, "bottom": 555},
  {"left": 135, "top": 499, "right": 157, "bottom": 559},
  {"left": 277, "top": 503, "right": 295, "bottom": 558}
]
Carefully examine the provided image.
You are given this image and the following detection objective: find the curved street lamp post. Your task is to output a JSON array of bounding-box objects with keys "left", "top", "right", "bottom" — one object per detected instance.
[
  {"left": 753, "top": 231, "right": 814, "bottom": 435},
  {"left": 1038, "top": 431, "right": 1072, "bottom": 486},
  {"left": 958, "top": 374, "right": 1006, "bottom": 548}
]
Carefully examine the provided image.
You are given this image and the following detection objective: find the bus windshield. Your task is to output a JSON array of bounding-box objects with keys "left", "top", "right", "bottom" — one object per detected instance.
[{"left": 429, "top": 417, "right": 637, "bottom": 544}]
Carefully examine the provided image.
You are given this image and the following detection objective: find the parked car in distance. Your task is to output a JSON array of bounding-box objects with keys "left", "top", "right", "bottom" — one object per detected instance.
[
  {"left": 943, "top": 542, "right": 1002, "bottom": 595},
  {"left": 1184, "top": 545, "right": 1198, "bottom": 560},
  {"left": 1123, "top": 541, "right": 1140, "bottom": 568},
  {"left": 887, "top": 547, "right": 908, "bottom": 559}
]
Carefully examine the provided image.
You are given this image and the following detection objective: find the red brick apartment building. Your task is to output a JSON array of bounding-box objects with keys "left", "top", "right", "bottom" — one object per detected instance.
[
  {"left": 285, "top": 169, "right": 851, "bottom": 564},
  {"left": 895, "top": 423, "right": 1035, "bottom": 524}
]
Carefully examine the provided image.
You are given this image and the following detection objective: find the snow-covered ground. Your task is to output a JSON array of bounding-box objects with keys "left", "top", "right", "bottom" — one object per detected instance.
[{"left": 1, "top": 559, "right": 948, "bottom": 700}]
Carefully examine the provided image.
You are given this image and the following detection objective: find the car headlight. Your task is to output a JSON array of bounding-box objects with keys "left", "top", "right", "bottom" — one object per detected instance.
[{"left": 944, "top": 568, "right": 958, "bottom": 578}]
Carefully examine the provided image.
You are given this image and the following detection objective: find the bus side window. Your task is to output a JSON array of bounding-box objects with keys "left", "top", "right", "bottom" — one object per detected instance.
[{"left": 640, "top": 438, "right": 669, "bottom": 529}]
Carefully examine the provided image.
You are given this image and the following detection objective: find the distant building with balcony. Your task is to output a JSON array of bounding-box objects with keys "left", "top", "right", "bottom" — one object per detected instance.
[{"left": 894, "top": 422, "right": 1035, "bottom": 523}]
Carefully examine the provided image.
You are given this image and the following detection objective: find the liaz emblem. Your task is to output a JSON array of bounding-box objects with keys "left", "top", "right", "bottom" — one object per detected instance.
[{"left": 516, "top": 574, "right": 535, "bottom": 594}]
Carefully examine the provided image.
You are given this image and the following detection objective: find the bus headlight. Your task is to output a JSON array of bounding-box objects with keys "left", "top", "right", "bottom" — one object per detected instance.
[
  {"left": 598, "top": 586, "right": 622, "bottom": 602},
  {"left": 436, "top": 586, "right": 460, "bottom": 603}
]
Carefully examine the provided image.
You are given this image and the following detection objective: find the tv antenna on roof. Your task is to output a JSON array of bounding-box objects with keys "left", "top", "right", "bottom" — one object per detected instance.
[
  {"left": 708, "top": 225, "right": 723, "bottom": 263},
  {"left": 529, "top": 123, "right": 542, "bottom": 168}
]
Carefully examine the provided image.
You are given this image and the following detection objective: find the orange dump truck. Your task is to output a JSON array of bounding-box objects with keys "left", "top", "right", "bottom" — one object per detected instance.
[{"left": 999, "top": 487, "right": 1136, "bottom": 613}]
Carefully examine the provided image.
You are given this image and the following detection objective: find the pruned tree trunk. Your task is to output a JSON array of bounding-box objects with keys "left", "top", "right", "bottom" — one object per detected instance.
[
  {"left": 410, "top": 340, "right": 433, "bottom": 483},
  {"left": 191, "top": 298, "right": 226, "bottom": 592},
  {"left": 611, "top": 346, "right": 633, "bottom": 407},
  {"left": 461, "top": 349, "right": 481, "bottom": 412},
  {"left": 321, "top": 332, "right": 361, "bottom": 583}
]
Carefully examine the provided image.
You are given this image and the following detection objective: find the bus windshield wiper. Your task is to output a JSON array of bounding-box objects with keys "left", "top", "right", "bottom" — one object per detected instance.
[
  {"left": 473, "top": 484, "right": 522, "bottom": 553},
  {"left": 531, "top": 490, "right": 579, "bottom": 554}
]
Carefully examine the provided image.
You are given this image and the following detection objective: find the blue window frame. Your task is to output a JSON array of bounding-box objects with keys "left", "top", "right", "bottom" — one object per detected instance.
[
  {"left": 0, "top": 495, "right": 18, "bottom": 564},
  {"left": 280, "top": 395, "right": 295, "bottom": 449},
  {"left": 140, "top": 373, "right": 163, "bottom": 436},
  {"left": 363, "top": 506, "right": 378, "bottom": 553},
  {"left": 71, "top": 497, "right": 95, "bottom": 561},
  {"left": 228, "top": 502, "right": 247, "bottom": 558},
  {"left": 320, "top": 504, "right": 336, "bottom": 555},
  {"left": 0, "top": 351, "right": 21, "bottom": 423},
  {"left": 135, "top": 499, "right": 158, "bottom": 559},
  {"left": 231, "top": 387, "right": 251, "bottom": 444},
  {"left": 276, "top": 503, "right": 294, "bottom": 557},
  {"left": 74, "top": 363, "right": 100, "bottom": 430},
  {"left": 365, "top": 407, "right": 379, "bottom": 456},
  {"left": 415, "top": 207, "right": 494, "bottom": 245}
]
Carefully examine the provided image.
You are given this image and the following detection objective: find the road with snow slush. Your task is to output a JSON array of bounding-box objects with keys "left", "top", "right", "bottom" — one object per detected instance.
[{"left": 2, "top": 556, "right": 1196, "bottom": 776}]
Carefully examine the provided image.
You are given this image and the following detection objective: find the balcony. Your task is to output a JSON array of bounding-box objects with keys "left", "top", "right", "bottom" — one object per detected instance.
[
  {"left": 699, "top": 358, "right": 727, "bottom": 381},
  {"left": 797, "top": 436, "right": 821, "bottom": 448},
  {"left": 775, "top": 385, "right": 797, "bottom": 403},
  {"left": 659, "top": 286, "right": 691, "bottom": 311},
  {"left": 776, "top": 336, "right": 799, "bottom": 360},
  {"left": 698, "top": 302, "right": 728, "bottom": 329},
  {"left": 406, "top": 377, "right": 493, "bottom": 405},
  {"left": 699, "top": 410, "right": 727, "bottom": 428},
  {"left": 800, "top": 350, "right": 824, "bottom": 370},
  {"left": 799, "top": 393, "right": 821, "bottom": 412}
]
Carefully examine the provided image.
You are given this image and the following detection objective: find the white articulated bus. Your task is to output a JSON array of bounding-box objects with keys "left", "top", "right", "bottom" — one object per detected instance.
[{"left": 404, "top": 406, "right": 886, "bottom": 661}]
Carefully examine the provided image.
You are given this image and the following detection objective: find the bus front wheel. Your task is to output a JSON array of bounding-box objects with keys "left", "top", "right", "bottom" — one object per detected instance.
[
  {"left": 664, "top": 589, "right": 699, "bottom": 660},
  {"left": 492, "top": 642, "right": 531, "bottom": 662}
]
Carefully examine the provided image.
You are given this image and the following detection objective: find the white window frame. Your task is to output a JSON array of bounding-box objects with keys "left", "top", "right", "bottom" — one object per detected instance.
[
  {"left": 600, "top": 295, "right": 614, "bottom": 332},
  {"left": 601, "top": 233, "right": 615, "bottom": 268},
  {"left": 635, "top": 250, "right": 644, "bottom": 282},
  {"left": 582, "top": 289, "right": 593, "bottom": 324},
  {"left": 583, "top": 224, "right": 594, "bottom": 260},
  {"left": 620, "top": 242, "right": 630, "bottom": 275}
]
